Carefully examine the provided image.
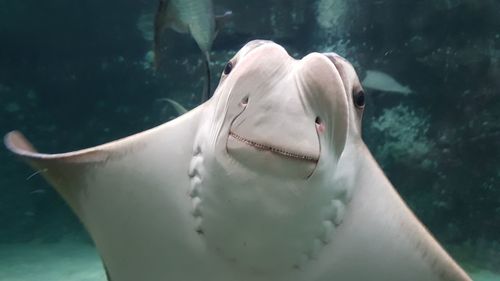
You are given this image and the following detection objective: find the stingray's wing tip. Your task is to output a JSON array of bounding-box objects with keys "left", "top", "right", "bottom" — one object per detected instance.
[
  {"left": 4, "top": 130, "right": 109, "bottom": 165},
  {"left": 4, "top": 131, "right": 38, "bottom": 157},
  {"left": 4, "top": 131, "right": 54, "bottom": 171}
]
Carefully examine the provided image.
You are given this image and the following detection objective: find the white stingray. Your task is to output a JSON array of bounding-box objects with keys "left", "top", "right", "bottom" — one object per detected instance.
[{"left": 5, "top": 40, "right": 471, "bottom": 281}]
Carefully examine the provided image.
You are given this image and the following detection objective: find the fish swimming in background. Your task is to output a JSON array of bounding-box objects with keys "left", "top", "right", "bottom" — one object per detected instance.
[
  {"left": 156, "top": 98, "right": 188, "bottom": 115},
  {"left": 362, "top": 70, "right": 413, "bottom": 95},
  {"left": 154, "top": 0, "right": 232, "bottom": 101}
]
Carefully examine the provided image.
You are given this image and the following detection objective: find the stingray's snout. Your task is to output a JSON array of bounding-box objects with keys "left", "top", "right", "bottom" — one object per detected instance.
[
  {"left": 221, "top": 43, "right": 352, "bottom": 178},
  {"left": 226, "top": 79, "right": 320, "bottom": 179}
]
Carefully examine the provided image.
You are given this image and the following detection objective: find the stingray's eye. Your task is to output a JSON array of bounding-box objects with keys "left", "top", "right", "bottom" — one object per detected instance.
[
  {"left": 224, "top": 61, "right": 233, "bottom": 75},
  {"left": 353, "top": 90, "right": 365, "bottom": 108}
]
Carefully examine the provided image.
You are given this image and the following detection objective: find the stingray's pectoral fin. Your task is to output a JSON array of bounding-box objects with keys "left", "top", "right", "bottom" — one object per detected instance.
[
  {"left": 5, "top": 130, "right": 112, "bottom": 211},
  {"left": 5, "top": 106, "right": 202, "bottom": 216},
  {"left": 5, "top": 131, "right": 110, "bottom": 166},
  {"left": 5, "top": 131, "right": 37, "bottom": 154},
  {"left": 6, "top": 131, "right": 114, "bottom": 281},
  {"left": 4, "top": 106, "right": 204, "bottom": 280},
  {"left": 7, "top": 128, "right": 117, "bottom": 281}
]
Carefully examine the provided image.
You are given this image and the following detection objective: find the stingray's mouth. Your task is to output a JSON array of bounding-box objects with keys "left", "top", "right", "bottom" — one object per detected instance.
[
  {"left": 226, "top": 129, "right": 320, "bottom": 179},
  {"left": 228, "top": 131, "right": 319, "bottom": 163}
]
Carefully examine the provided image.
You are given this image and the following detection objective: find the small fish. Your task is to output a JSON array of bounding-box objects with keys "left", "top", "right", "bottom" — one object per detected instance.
[
  {"left": 137, "top": 12, "right": 154, "bottom": 42},
  {"left": 362, "top": 70, "right": 413, "bottom": 95},
  {"left": 29, "top": 189, "right": 47, "bottom": 195},
  {"left": 154, "top": 0, "right": 232, "bottom": 101}
]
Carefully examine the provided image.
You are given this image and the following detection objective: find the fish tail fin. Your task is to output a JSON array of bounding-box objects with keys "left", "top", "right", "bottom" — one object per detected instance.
[{"left": 202, "top": 53, "right": 211, "bottom": 102}]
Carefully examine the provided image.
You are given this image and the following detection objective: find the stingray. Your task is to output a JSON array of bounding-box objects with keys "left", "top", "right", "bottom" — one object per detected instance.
[{"left": 5, "top": 40, "right": 471, "bottom": 281}]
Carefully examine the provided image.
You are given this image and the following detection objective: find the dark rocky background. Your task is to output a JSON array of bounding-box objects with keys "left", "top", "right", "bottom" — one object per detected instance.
[{"left": 0, "top": 0, "right": 499, "bottom": 272}]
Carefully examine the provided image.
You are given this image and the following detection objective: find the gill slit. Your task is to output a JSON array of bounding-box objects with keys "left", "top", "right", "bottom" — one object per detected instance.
[{"left": 306, "top": 124, "right": 322, "bottom": 179}]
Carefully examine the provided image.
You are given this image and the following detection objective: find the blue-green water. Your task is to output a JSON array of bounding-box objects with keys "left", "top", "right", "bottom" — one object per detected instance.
[{"left": 0, "top": 0, "right": 499, "bottom": 280}]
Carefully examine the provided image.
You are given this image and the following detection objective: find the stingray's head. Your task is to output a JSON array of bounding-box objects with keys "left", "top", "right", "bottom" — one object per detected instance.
[
  {"left": 209, "top": 40, "right": 365, "bottom": 179},
  {"left": 196, "top": 40, "right": 367, "bottom": 271}
]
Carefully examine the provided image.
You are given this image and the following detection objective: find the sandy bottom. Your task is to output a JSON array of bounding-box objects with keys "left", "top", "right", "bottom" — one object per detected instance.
[
  {"left": 470, "top": 270, "right": 500, "bottom": 281},
  {"left": 0, "top": 238, "right": 106, "bottom": 281},
  {"left": 0, "top": 238, "right": 497, "bottom": 281}
]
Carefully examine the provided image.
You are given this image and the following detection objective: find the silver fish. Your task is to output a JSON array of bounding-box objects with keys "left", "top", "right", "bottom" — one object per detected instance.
[
  {"left": 362, "top": 70, "right": 413, "bottom": 95},
  {"left": 154, "top": 0, "right": 231, "bottom": 101}
]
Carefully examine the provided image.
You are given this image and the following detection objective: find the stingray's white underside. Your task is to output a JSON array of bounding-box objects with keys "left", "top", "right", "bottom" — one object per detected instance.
[{"left": 3, "top": 107, "right": 471, "bottom": 281}]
